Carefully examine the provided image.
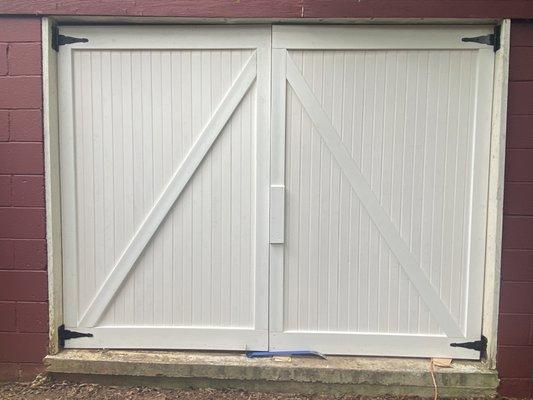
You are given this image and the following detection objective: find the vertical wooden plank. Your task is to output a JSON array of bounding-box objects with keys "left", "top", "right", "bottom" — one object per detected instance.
[
  {"left": 254, "top": 32, "right": 271, "bottom": 334},
  {"left": 131, "top": 51, "right": 145, "bottom": 324},
  {"left": 410, "top": 50, "right": 429, "bottom": 333},
  {"left": 296, "top": 51, "right": 312, "bottom": 330},
  {"left": 219, "top": 49, "right": 232, "bottom": 327},
  {"left": 181, "top": 50, "right": 193, "bottom": 326},
  {"left": 120, "top": 51, "right": 136, "bottom": 325},
  {"left": 229, "top": 50, "right": 243, "bottom": 326},
  {"left": 403, "top": 51, "right": 419, "bottom": 333},
  {"left": 141, "top": 50, "right": 154, "bottom": 325},
  {"left": 348, "top": 52, "right": 364, "bottom": 332},
  {"left": 369, "top": 50, "right": 386, "bottom": 333},
  {"left": 338, "top": 52, "right": 353, "bottom": 332},
  {"left": 82, "top": 51, "right": 96, "bottom": 314},
  {"left": 111, "top": 51, "right": 125, "bottom": 323},
  {"left": 200, "top": 50, "right": 213, "bottom": 325},
  {"left": 287, "top": 51, "right": 302, "bottom": 330},
  {"left": 150, "top": 51, "right": 164, "bottom": 325},
  {"left": 466, "top": 48, "right": 495, "bottom": 339},
  {"left": 58, "top": 44, "right": 78, "bottom": 326},
  {"left": 270, "top": 48, "right": 287, "bottom": 335},
  {"left": 210, "top": 50, "right": 222, "bottom": 327},
  {"left": 160, "top": 50, "right": 174, "bottom": 325},
  {"left": 239, "top": 51, "right": 252, "bottom": 327},
  {"left": 326, "top": 51, "right": 343, "bottom": 330},
  {"left": 380, "top": 50, "right": 396, "bottom": 332}
]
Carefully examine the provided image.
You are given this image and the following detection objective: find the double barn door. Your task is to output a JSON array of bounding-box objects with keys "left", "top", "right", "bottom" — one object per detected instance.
[{"left": 58, "top": 25, "right": 495, "bottom": 358}]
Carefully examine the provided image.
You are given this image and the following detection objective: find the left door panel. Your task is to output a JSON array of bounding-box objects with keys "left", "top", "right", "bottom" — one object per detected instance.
[{"left": 58, "top": 26, "right": 271, "bottom": 349}]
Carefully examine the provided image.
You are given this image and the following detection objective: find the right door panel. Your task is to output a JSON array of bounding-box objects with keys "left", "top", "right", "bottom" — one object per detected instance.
[{"left": 270, "top": 25, "right": 495, "bottom": 359}]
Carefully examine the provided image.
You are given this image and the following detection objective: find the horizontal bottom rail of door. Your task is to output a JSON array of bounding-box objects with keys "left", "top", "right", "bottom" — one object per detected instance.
[
  {"left": 270, "top": 331, "right": 482, "bottom": 359},
  {"left": 61, "top": 327, "right": 268, "bottom": 350}
]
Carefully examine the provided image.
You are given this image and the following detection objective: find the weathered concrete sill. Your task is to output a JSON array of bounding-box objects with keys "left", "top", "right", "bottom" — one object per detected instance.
[{"left": 45, "top": 350, "right": 498, "bottom": 398}]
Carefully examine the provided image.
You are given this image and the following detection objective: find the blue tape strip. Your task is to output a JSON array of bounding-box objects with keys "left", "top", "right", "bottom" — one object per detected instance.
[{"left": 245, "top": 350, "right": 327, "bottom": 359}]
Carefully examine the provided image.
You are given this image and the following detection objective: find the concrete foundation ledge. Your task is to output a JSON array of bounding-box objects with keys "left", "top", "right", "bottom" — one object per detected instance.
[{"left": 45, "top": 350, "right": 498, "bottom": 398}]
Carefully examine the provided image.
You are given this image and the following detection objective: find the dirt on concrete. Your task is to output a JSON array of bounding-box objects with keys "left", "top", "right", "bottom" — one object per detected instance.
[
  {"left": 0, "top": 376, "right": 504, "bottom": 400},
  {"left": 0, "top": 380, "right": 397, "bottom": 400}
]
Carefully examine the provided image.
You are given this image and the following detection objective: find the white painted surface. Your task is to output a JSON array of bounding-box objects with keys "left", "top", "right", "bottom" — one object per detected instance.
[
  {"left": 269, "top": 185, "right": 286, "bottom": 244},
  {"left": 42, "top": 18, "right": 63, "bottom": 354},
  {"left": 483, "top": 19, "right": 510, "bottom": 367},
  {"left": 270, "top": 25, "right": 495, "bottom": 359},
  {"left": 57, "top": 24, "right": 496, "bottom": 357},
  {"left": 59, "top": 26, "right": 271, "bottom": 349}
]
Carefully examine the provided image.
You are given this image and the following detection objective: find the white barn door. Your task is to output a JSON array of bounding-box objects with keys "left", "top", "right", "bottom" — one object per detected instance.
[
  {"left": 270, "top": 25, "right": 494, "bottom": 359},
  {"left": 59, "top": 26, "right": 271, "bottom": 349}
]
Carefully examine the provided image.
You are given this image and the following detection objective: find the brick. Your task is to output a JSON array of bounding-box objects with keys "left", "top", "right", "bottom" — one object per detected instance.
[
  {"left": 508, "top": 82, "right": 533, "bottom": 115},
  {"left": 17, "top": 302, "right": 48, "bottom": 333},
  {"left": 504, "top": 183, "right": 533, "bottom": 215},
  {"left": 12, "top": 175, "right": 44, "bottom": 207},
  {"left": 0, "top": 143, "right": 43, "bottom": 174},
  {"left": 502, "top": 216, "right": 533, "bottom": 249},
  {"left": 505, "top": 149, "right": 533, "bottom": 182},
  {"left": 498, "top": 314, "right": 532, "bottom": 346},
  {"left": 0, "top": 208, "right": 45, "bottom": 239},
  {"left": 13, "top": 239, "right": 46, "bottom": 270},
  {"left": 0, "top": 362, "right": 19, "bottom": 381},
  {"left": 7, "top": 43, "right": 41, "bottom": 76},
  {"left": 510, "top": 47, "right": 533, "bottom": 82},
  {"left": 511, "top": 23, "right": 533, "bottom": 47},
  {"left": 0, "top": 76, "right": 41, "bottom": 109},
  {"left": 507, "top": 115, "right": 533, "bottom": 149},
  {"left": 19, "top": 363, "right": 44, "bottom": 380},
  {"left": 0, "top": 175, "right": 11, "bottom": 206},
  {"left": 497, "top": 346, "right": 533, "bottom": 378},
  {"left": 0, "top": 240, "right": 13, "bottom": 270},
  {"left": 0, "top": 44, "right": 6, "bottom": 76},
  {"left": 499, "top": 378, "right": 533, "bottom": 398},
  {"left": 0, "top": 110, "right": 8, "bottom": 141},
  {"left": 10, "top": 109, "right": 42, "bottom": 141},
  {"left": 0, "top": 271, "right": 47, "bottom": 301},
  {"left": 501, "top": 249, "right": 533, "bottom": 282},
  {"left": 0, "top": 18, "right": 40, "bottom": 43},
  {"left": 500, "top": 281, "right": 533, "bottom": 314},
  {"left": 0, "top": 303, "right": 16, "bottom": 332},
  {"left": 531, "top": 318, "right": 533, "bottom": 345},
  {"left": 0, "top": 332, "right": 47, "bottom": 363}
]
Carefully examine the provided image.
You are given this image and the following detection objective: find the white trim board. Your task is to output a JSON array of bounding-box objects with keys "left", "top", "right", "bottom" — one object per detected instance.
[
  {"left": 43, "top": 17, "right": 63, "bottom": 355},
  {"left": 482, "top": 19, "right": 510, "bottom": 368},
  {"left": 272, "top": 24, "right": 496, "bottom": 49}
]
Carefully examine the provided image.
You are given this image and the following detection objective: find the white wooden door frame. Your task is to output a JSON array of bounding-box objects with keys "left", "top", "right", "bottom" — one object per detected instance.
[
  {"left": 43, "top": 20, "right": 510, "bottom": 363},
  {"left": 269, "top": 25, "right": 495, "bottom": 359},
  {"left": 56, "top": 25, "right": 271, "bottom": 350}
]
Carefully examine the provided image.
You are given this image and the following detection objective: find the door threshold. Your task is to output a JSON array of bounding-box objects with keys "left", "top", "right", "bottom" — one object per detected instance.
[{"left": 45, "top": 349, "right": 498, "bottom": 398}]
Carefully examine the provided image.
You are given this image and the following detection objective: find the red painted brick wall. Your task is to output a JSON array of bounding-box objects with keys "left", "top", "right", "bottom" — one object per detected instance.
[
  {"left": 0, "top": 17, "right": 48, "bottom": 381},
  {"left": 498, "top": 21, "right": 533, "bottom": 398}
]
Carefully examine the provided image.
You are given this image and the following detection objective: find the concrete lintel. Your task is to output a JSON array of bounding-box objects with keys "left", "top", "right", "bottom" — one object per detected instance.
[{"left": 45, "top": 350, "right": 498, "bottom": 397}]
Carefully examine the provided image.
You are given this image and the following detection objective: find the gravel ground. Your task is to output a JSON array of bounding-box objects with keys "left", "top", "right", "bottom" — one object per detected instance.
[
  {"left": 0, "top": 376, "right": 506, "bottom": 400},
  {"left": 0, "top": 380, "right": 407, "bottom": 400}
]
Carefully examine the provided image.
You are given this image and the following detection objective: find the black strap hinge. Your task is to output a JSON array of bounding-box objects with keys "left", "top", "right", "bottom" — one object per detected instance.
[
  {"left": 450, "top": 335, "right": 487, "bottom": 357},
  {"left": 51, "top": 26, "right": 88, "bottom": 52},
  {"left": 461, "top": 25, "right": 501, "bottom": 52},
  {"left": 58, "top": 324, "right": 93, "bottom": 347}
]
